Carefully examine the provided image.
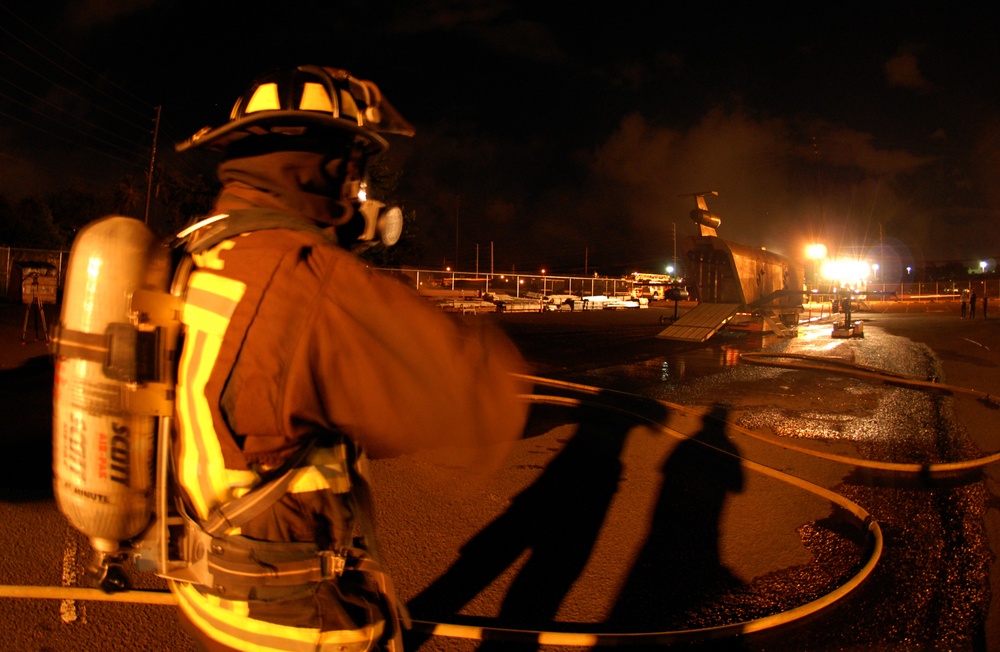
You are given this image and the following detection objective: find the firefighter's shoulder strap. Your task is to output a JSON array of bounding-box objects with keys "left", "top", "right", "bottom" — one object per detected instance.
[
  {"left": 200, "top": 437, "right": 317, "bottom": 537},
  {"left": 177, "top": 208, "right": 332, "bottom": 257},
  {"left": 173, "top": 437, "right": 384, "bottom": 591}
]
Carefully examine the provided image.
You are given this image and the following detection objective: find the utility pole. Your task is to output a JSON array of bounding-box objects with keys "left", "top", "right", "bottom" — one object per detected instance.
[
  {"left": 454, "top": 196, "right": 461, "bottom": 271},
  {"left": 144, "top": 105, "right": 161, "bottom": 225},
  {"left": 672, "top": 222, "right": 677, "bottom": 274},
  {"left": 879, "top": 223, "right": 884, "bottom": 283},
  {"left": 488, "top": 241, "right": 494, "bottom": 293}
]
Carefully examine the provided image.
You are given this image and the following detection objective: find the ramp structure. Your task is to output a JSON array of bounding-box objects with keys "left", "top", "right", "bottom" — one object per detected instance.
[{"left": 656, "top": 302, "right": 741, "bottom": 342}]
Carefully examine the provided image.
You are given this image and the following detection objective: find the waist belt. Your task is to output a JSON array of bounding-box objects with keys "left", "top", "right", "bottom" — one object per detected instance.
[
  {"left": 165, "top": 441, "right": 410, "bottom": 648},
  {"left": 204, "top": 535, "right": 378, "bottom": 602}
]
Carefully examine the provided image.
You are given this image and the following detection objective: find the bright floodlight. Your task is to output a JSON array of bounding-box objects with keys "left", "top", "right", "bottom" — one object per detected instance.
[
  {"left": 806, "top": 243, "right": 827, "bottom": 260},
  {"left": 821, "top": 258, "right": 871, "bottom": 285},
  {"left": 981, "top": 261, "right": 988, "bottom": 272}
]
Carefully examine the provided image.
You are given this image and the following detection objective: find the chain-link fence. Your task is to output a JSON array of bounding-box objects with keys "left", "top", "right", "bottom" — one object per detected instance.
[
  {"left": 0, "top": 249, "right": 639, "bottom": 305},
  {"left": 4, "top": 246, "right": 997, "bottom": 307},
  {"left": 864, "top": 280, "right": 1000, "bottom": 301},
  {"left": 378, "top": 268, "right": 637, "bottom": 299}
]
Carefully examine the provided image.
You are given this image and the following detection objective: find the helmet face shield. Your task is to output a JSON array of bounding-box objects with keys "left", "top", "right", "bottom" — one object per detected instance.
[{"left": 177, "top": 66, "right": 414, "bottom": 154}]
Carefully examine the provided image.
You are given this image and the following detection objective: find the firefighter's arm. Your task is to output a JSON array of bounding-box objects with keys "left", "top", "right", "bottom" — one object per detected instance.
[{"left": 291, "top": 253, "right": 529, "bottom": 465}]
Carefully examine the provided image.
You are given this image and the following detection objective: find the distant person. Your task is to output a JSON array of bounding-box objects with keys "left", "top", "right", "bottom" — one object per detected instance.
[
  {"left": 961, "top": 292, "right": 968, "bottom": 318},
  {"left": 984, "top": 294, "right": 989, "bottom": 319},
  {"left": 970, "top": 291, "right": 977, "bottom": 319}
]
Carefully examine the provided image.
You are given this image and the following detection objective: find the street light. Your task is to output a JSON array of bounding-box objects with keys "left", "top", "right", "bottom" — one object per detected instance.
[{"left": 980, "top": 261, "right": 988, "bottom": 273}]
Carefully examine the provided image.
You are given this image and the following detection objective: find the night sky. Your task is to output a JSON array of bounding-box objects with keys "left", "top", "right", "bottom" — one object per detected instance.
[{"left": 2, "top": 1, "right": 999, "bottom": 279}]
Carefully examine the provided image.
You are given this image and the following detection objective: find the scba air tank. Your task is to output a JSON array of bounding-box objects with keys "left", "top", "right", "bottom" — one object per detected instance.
[{"left": 53, "top": 216, "right": 172, "bottom": 560}]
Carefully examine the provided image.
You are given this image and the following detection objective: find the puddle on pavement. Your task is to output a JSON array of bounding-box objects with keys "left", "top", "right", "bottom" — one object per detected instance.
[{"left": 559, "top": 321, "right": 972, "bottom": 461}]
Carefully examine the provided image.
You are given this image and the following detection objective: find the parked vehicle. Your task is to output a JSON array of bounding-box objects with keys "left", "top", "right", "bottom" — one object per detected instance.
[{"left": 542, "top": 294, "right": 579, "bottom": 311}]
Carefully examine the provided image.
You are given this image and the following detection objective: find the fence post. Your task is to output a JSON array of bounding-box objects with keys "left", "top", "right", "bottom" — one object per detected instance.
[{"left": 2, "top": 247, "right": 9, "bottom": 298}]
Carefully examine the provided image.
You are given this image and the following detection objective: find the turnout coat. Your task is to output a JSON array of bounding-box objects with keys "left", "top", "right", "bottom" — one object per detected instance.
[{"left": 171, "top": 220, "right": 528, "bottom": 651}]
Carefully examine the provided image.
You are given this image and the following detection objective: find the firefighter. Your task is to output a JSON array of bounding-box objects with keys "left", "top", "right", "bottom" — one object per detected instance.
[{"left": 170, "top": 65, "right": 529, "bottom": 651}]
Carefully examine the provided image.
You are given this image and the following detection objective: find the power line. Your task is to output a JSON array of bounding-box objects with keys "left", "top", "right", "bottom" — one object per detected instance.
[
  {"left": 0, "top": 83, "right": 145, "bottom": 155},
  {"left": 0, "top": 48, "right": 151, "bottom": 133},
  {"left": 0, "top": 107, "right": 146, "bottom": 170},
  {"left": 0, "top": 4, "right": 152, "bottom": 122},
  {"left": 0, "top": 5, "right": 168, "bottom": 190}
]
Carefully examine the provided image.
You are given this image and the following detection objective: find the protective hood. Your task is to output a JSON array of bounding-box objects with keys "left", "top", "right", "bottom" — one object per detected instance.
[{"left": 213, "top": 150, "right": 354, "bottom": 228}]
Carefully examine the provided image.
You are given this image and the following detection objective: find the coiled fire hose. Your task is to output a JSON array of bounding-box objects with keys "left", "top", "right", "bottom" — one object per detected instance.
[{"left": 2, "top": 374, "right": 894, "bottom": 647}]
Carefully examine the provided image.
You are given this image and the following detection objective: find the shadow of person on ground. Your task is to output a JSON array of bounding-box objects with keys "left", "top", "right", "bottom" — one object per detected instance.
[
  {"left": 605, "top": 402, "right": 746, "bottom": 650},
  {"left": 405, "top": 391, "right": 667, "bottom": 651},
  {"left": 0, "top": 354, "right": 55, "bottom": 502}
]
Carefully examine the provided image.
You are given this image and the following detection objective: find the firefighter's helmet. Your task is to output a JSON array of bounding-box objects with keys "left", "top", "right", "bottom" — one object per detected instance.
[{"left": 176, "top": 65, "right": 415, "bottom": 154}]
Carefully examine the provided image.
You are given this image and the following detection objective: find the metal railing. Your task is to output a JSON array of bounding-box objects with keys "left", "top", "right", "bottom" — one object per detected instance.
[
  {"left": 378, "top": 268, "right": 637, "bottom": 299},
  {"left": 4, "top": 247, "right": 996, "bottom": 305},
  {"left": 862, "top": 280, "right": 999, "bottom": 300}
]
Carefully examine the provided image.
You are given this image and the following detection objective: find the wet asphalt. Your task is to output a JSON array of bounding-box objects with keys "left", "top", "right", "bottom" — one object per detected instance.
[{"left": 462, "top": 301, "right": 999, "bottom": 651}]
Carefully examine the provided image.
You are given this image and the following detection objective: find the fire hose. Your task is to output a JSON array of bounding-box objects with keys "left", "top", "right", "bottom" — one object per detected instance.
[{"left": 1, "top": 375, "right": 889, "bottom": 648}]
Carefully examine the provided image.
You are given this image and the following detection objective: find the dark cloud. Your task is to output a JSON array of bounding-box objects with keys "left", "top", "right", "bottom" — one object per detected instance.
[
  {"left": 61, "top": 0, "right": 166, "bottom": 31},
  {"left": 884, "top": 48, "right": 932, "bottom": 91}
]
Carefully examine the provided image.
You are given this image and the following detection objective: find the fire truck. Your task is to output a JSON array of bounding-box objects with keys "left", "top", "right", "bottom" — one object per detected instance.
[{"left": 629, "top": 272, "right": 686, "bottom": 301}]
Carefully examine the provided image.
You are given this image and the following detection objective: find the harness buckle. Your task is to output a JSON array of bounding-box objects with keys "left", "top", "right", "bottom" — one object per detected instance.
[{"left": 320, "top": 550, "right": 348, "bottom": 578}]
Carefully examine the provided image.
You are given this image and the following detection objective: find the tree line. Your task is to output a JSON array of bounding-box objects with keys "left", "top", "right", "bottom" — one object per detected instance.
[
  {"left": 0, "top": 164, "right": 417, "bottom": 270},
  {"left": 0, "top": 168, "right": 218, "bottom": 251}
]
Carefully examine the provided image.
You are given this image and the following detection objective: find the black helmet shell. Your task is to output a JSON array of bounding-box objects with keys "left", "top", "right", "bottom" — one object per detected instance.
[{"left": 177, "top": 65, "right": 414, "bottom": 154}]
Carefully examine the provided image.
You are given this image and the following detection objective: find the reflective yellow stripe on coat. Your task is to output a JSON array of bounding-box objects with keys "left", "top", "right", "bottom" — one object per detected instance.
[
  {"left": 175, "top": 268, "right": 255, "bottom": 520},
  {"left": 174, "top": 582, "right": 382, "bottom": 652},
  {"left": 172, "top": 255, "right": 381, "bottom": 651}
]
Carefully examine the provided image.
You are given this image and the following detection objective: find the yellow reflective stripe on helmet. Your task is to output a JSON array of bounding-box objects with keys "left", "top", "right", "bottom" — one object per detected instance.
[
  {"left": 299, "top": 82, "right": 334, "bottom": 112},
  {"left": 173, "top": 582, "right": 382, "bottom": 652},
  {"left": 176, "top": 269, "right": 256, "bottom": 520},
  {"left": 245, "top": 82, "right": 281, "bottom": 114},
  {"left": 339, "top": 89, "right": 361, "bottom": 122}
]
